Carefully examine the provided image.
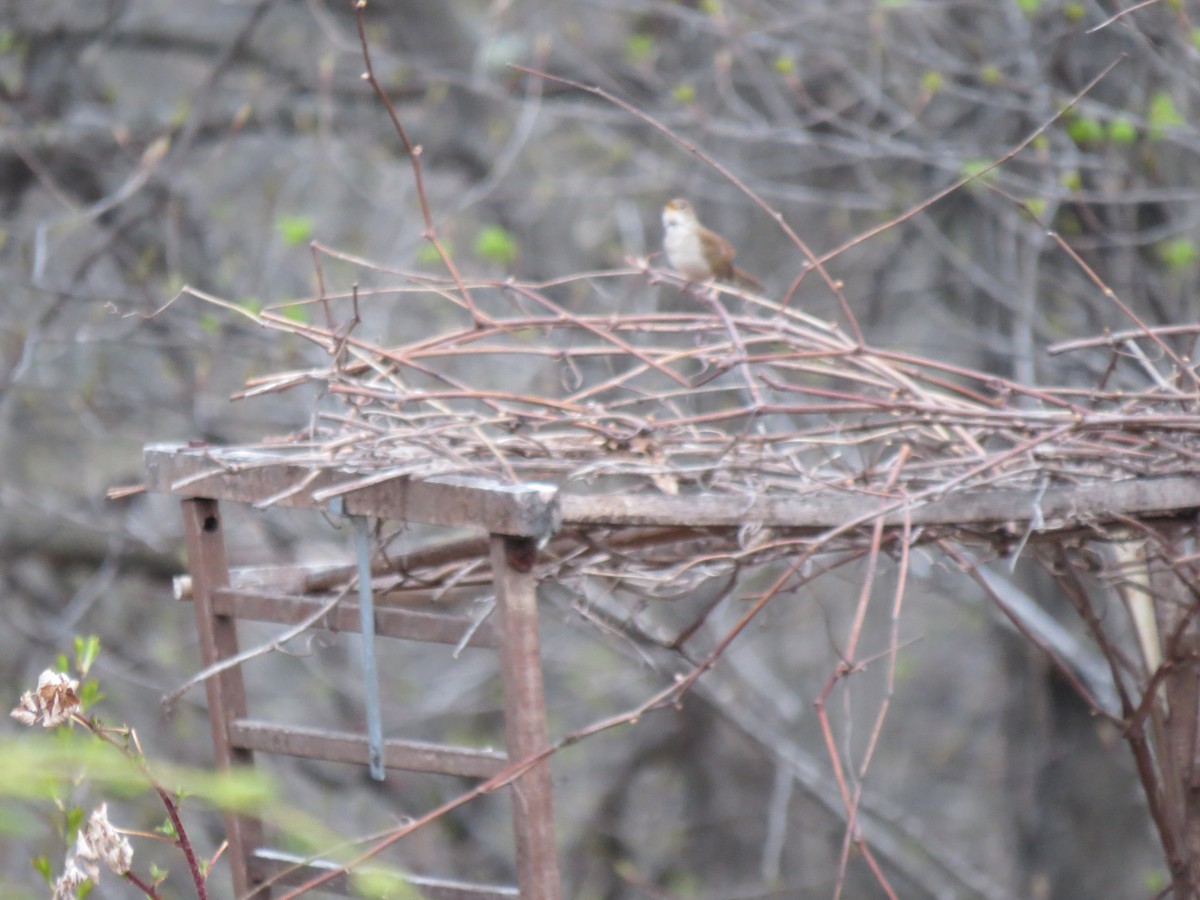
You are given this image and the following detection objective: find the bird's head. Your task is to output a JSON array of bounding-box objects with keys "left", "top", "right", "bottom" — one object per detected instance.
[{"left": 662, "top": 197, "right": 698, "bottom": 230}]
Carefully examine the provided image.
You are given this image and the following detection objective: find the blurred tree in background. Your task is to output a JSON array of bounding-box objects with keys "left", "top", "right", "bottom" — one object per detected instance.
[{"left": 3, "top": 0, "right": 1198, "bottom": 897}]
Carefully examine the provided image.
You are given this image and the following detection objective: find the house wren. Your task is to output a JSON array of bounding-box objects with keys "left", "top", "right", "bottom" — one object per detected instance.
[{"left": 661, "top": 198, "right": 760, "bottom": 290}]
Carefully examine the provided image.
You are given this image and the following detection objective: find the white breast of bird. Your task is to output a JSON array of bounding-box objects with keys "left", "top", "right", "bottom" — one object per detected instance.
[{"left": 662, "top": 204, "right": 714, "bottom": 281}]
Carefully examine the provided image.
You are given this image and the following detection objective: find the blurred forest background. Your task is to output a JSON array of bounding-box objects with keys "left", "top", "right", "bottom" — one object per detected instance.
[{"left": 3, "top": 0, "right": 1200, "bottom": 898}]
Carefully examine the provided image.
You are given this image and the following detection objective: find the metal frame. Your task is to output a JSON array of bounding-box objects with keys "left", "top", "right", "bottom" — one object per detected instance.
[
  {"left": 156, "top": 446, "right": 563, "bottom": 899},
  {"left": 152, "top": 441, "right": 1200, "bottom": 898}
]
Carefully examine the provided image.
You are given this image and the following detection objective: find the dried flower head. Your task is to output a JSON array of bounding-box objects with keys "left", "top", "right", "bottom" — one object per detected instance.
[
  {"left": 51, "top": 803, "right": 134, "bottom": 898},
  {"left": 10, "top": 669, "right": 80, "bottom": 728},
  {"left": 77, "top": 803, "right": 133, "bottom": 875},
  {"left": 51, "top": 855, "right": 93, "bottom": 900}
]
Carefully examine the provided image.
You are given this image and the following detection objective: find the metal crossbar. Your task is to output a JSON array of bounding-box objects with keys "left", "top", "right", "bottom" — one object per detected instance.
[
  {"left": 160, "top": 448, "right": 564, "bottom": 899},
  {"left": 250, "top": 848, "right": 519, "bottom": 898}
]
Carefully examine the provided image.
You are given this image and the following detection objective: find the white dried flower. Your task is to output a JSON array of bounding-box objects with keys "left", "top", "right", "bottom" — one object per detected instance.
[
  {"left": 51, "top": 854, "right": 94, "bottom": 900},
  {"left": 78, "top": 803, "right": 134, "bottom": 875},
  {"left": 10, "top": 669, "right": 81, "bottom": 728},
  {"left": 51, "top": 803, "right": 134, "bottom": 897}
]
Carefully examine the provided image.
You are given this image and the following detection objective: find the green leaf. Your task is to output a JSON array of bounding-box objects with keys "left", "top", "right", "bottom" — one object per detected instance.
[
  {"left": 1061, "top": 170, "right": 1082, "bottom": 192},
  {"left": 66, "top": 805, "right": 85, "bottom": 839},
  {"left": 55, "top": 653, "right": 69, "bottom": 674},
  {"left": 279, "top": 303, "right": 310, "bottom": 324},
  {"left": 163, "top": 271, "right": 185, "bottom": 297},
  {"left": 1158, "top": 237, "right": 1198, "bottom": 270},
  {"left": 170, "top": 100, "right": 191, "bottom": 128},
  {"left": 1193, "top": 28, "right": 1200, "bottom": 52},
  {"left": 1148, "top": 91, "right": 1184, "bottom": 139},
  {"left": 959, "top": 159, "right": 996, "bottom": 184},
  {"left": 275, "top": 215, "right": 315, "bottom": 247},
  {"left": 624, "top": 34, "right": 655, "bottom": 64},
  {"left": 1143, "top": 869, "right": 1168, "bottom": 891},
  {"left": 980, "top": 65, "right": 1001, "bottom": 85},
  {"left": 32, "top": 856, "right": 52, "bottom": 884},
  {"left": 772, "top": 54, "right": 795, "bottom": 76},
  {"left": 1017, "top": 0, "right": 1040, "bottom": 12},
  {"left": 474, "top": 225, "right": 518, "bottom": 266},
  {"left": 74, "top": 635, "right": 101, "bottom": 677},
  {"left": 1024, "top": 198, "right": 1047, "bottom": 219},
  {"left": 920, "top": 70, "right": 943, "bottom": 95},
  {"left": 672, "top": 82, "right": 697, "bottom": 104},
  {"left": 1066, "top": 115, "right": 1104, "bottom": 145},
  {"left": 78, "top": 679, "right": 103, "bottom": 711},
  {"left": 416, "top": 241, "right": 445, "bottom": 265},
  {"left": 1106, "top": 117, "right": 1137, "bottom": 145},
  {"left": 1064, "top": 2, "right": 1085, "bottom": 21},
  {"left": 156, "top": 816, "right": 178, "bottom": 838}
]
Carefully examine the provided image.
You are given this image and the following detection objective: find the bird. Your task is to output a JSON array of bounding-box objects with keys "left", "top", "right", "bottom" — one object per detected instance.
[{"left": 661, "top": 197, "right": 761, "bottom": 290}]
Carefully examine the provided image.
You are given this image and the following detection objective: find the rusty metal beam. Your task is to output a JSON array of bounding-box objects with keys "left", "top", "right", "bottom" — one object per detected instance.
[
  {"left": 145, "top": 444, "right": 558, "bottom": 538},
  {"left": 490, "top": 534, "right": 562, "bottom": 899},
  {"left": 556, "top": 473, "right": 1200, "bottom": 529},
  {"left": 229, "top": 719, "right": 507, "bottom": 779},
  {"left": 149, "top": 443, "right": 1200, "bottom": 536},
  {"left": 1148, "top": 525, "right": 1200, "bottom": 896},
  {"left": 179, "top": 499, "right": 268, "bottom": 898},
  {"left": 175, "top": 571, "right": 486, "bottom": 609},
  {"left": 206, "top": 587, "right": 501, "bottom": 649}
]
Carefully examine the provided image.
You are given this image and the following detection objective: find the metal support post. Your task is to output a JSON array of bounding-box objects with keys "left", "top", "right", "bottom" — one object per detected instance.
[
  {"left": 351, "top": 514, "right": 386, "bottom": 781},
  {"left": 490, "top": 534, "right": 562, "bottom": 899},
  {"left": 180, "top": 498, "right": 268, "bottom": 898}
]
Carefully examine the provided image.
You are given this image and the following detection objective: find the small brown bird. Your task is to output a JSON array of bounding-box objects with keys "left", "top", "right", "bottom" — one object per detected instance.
[{"left": 661, "top": 197, "right": 761, "bottom": 290}]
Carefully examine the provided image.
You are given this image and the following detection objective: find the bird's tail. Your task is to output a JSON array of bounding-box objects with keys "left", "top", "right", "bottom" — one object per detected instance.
[{"left": 732, "top": 266, "right": 763, "bottom": 292}]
